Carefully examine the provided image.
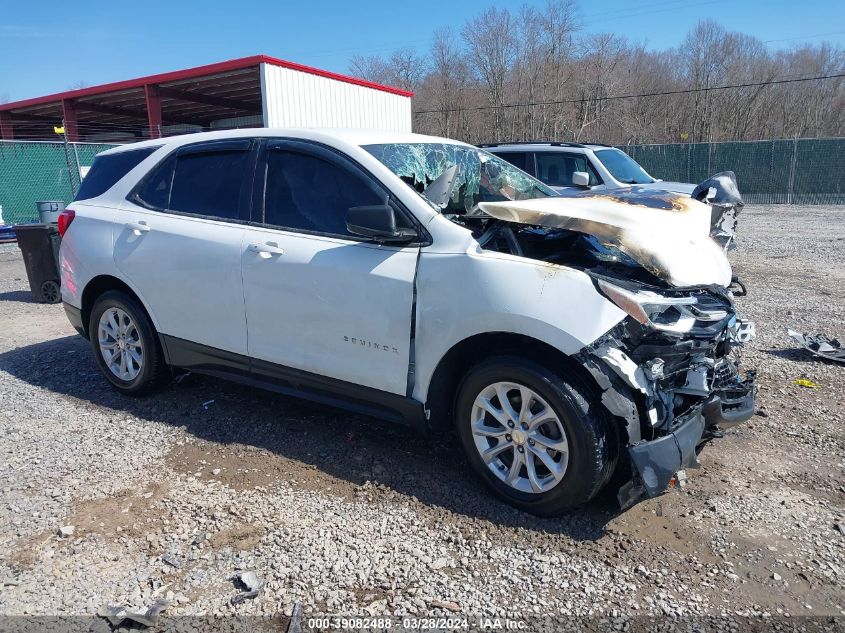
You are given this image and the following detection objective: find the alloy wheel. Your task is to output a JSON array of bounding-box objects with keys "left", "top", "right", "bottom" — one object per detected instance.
[
  {"left": 470, "top": 381, "right": 569, "bottom": 494},
  {"left": 97, "top": 307, "right": 143, "bottom": 381}
]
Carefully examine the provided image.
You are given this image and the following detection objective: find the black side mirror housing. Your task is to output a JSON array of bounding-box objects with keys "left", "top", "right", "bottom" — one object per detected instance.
[{"left": 346, "top": 204, "right": 416, "bottom": 243}]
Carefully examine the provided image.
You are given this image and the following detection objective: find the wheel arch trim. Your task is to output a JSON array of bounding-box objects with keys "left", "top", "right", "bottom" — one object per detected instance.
[
  {"left": 79, "top": 274, "right": 161, "bottom": 340},
  {"left": 423, "top": 331, "right": 598, "bottom": 429}
]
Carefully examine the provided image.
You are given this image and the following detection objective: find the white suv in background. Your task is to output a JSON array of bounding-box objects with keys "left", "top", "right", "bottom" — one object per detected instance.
[
  {"left": 482, "top": 142, "right": 697, "bottom": 195},
  {"left": 58, "top": 129, "right": 756, "bottom": 515}
]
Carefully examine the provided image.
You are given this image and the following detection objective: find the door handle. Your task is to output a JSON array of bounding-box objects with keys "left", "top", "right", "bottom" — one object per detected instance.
[
  {"left": 247, "top": 242, "right": 285, "bottom": 257},
  {"left": 125, "top": 221, "right": 150, "bottom": 235}
]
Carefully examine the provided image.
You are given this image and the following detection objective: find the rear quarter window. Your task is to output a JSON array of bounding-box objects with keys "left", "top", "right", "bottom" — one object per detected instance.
[{"left": 73, "top": 147, "right": 159, "bottom": 201}]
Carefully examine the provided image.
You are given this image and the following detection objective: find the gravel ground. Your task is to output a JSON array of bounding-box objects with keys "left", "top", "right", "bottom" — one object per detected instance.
[{"left": 0, "top": 205, "right": 843, "bottom": 630}]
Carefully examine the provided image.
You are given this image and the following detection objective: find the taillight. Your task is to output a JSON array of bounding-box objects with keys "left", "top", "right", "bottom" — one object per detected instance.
[{"left": 58, "top": 209, "right": 76, "bottom": 237}]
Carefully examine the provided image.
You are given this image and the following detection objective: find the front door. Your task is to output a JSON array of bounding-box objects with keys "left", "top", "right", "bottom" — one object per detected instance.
[{"left": 241, "top": 140, "right": 419, "bottom": 395}]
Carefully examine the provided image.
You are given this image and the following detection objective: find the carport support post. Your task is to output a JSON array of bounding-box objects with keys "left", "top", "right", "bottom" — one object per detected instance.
[
  {"left": 61, "top": 100, "right": 79, "bottom": 142},
  {"left": 144, "top": 84, "right": 162, "bottom": 139},
  {"left": 0, "top": 112, "right": 13, "bottom": 140}
]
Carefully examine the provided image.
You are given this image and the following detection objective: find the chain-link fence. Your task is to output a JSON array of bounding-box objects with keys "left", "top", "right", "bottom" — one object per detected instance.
[
  {"left": 0, "top": 140, "right": 117, "bottom": 225},
  {"left": 622, "top": 137, "right": 845, "bottom": 205},
  {"left": 1, "top": 138, "right": 843, "bottom": 227}
]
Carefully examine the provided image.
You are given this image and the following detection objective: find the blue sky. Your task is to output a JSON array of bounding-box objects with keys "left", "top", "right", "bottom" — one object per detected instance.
[{"left": 1, "top": 0, "right": 843, "bottom": 103}]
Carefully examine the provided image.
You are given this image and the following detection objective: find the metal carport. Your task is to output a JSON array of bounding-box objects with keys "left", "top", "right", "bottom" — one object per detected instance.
[{"left": 0, "top": 55, "right": 413, "bottom": 142}]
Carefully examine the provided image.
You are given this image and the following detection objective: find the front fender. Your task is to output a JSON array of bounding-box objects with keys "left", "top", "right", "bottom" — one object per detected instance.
[{"left": 412, "top": 249, "right": 625, "bottom": 402}]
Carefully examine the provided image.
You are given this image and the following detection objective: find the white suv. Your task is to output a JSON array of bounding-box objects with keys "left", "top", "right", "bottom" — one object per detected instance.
[
  {"left": 59, "top": 129, "right": 756, "bottom": 515},
  {"left": 483, "top": 142, "right": 697, "bottom": 195}
]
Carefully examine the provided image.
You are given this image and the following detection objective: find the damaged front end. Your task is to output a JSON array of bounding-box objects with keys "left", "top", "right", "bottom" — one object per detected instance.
[
  {"left": 364, "top": 142, "right": 757, "bottom": 507},
  {"left": 472, "top": 194, "right": 756, "bottom": 507},
  {"left": 575, "top": 276, "right": 756, "bottom": 507}
]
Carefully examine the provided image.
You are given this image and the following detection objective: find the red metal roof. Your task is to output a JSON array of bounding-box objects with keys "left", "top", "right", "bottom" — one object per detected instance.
[{"left": 0, "top": 54, "right": 413, "bottom": 112}]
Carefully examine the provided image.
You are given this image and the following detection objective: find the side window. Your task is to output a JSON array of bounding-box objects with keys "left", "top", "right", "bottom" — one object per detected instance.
[
  {"left": 536, "top": 152, "right": 601, "bottom": 186},
  {"left": 135, "top": 155, "right": 175, "bottom": 210},
  {"left": 169, "top": 149, "right": 249, "bottom": 219},
  {"left": 262, "top": 148, "right": 387, "bottom": 237},
  {"left": 494, "top": 152, "right": 531, "bottom": 174},
  {"left": 134, "top": 143, "right": 250, "bottom": 220}
]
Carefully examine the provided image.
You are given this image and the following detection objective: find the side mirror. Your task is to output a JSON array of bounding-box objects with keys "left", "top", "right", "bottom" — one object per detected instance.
[
  {"left": 572, "top": 171, "right": 590, "bottom": 188},
  {"left": 346, "top": 204, "right": 416, "bottom": 243}
]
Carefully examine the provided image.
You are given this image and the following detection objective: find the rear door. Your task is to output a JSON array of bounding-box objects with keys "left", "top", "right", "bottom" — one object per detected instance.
[
  {"left": 114, "top": 139, "right": 256, "bottom": 358},
  {"left": 241, "top": 139, "right": 419, "bottom": 395}
]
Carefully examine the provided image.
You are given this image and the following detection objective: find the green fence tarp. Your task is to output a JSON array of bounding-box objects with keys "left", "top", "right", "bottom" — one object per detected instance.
[
  {"left": 0, "top": 141, "right": 116, "bottom": 225},
  {"left": 623, "top": 138, "right": 845, "bottom": 205}
]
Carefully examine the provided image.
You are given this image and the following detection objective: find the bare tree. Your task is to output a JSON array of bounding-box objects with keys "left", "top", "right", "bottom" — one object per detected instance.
[
  {"left": 462, "top": 7, "right": 517, "bottom": 140},
  {"left": 423, "top": 27, "right": 472, "bottom": 137},
  {"left": 350, "top": 11, "right": 844, "bottom": 145}
]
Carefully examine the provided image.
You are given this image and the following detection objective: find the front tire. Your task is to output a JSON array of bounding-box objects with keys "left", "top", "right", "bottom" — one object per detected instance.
[
  {"left": 89, "top": 290, "right": 166, "bottom": 396},
  {"left": 455, "top": 356, "right": 615, "bottom": 516}
]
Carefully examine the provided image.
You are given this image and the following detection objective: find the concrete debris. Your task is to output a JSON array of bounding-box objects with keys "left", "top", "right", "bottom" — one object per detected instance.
[
  {"left": 161, "top": 553, "right": 182, "bottom": 569},
  {"left": 57, "top": 525, "right": 74, "bottom": 538},
  {"left": 98, "top": 599, "right": 170, "bottom": 627},
  {"left": 788, "top": 329, "right": 845, "bottom": 363},
  {"left": 230, "top": 570, "right": 265, "bottom": 605},
  {"left": 287, "top": 602, "right": 303, "bottom": 633},
  {"left": 430, "top": 599, "right": 461, "bottom": 612}
]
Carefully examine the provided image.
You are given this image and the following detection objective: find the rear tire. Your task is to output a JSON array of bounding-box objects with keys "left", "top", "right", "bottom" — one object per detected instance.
[
  {"left": 455, "top": 356, "right": 615, "bottom": 516},
  {"left": 89, "top": 290, "right": 166, "bottom": 396}
]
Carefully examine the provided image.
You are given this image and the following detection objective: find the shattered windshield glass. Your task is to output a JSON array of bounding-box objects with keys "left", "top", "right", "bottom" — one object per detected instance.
[
  {"left": 594, "top": 149, "right": 655, "bottom": 185},
  {"left": 363, "top": 143, "right": 556, "bottom": 214}
]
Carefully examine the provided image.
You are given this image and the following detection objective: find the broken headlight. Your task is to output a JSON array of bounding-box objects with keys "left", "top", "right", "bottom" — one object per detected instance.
[{"left": 596, "top": 279, "right": 727, "bottom": 335}]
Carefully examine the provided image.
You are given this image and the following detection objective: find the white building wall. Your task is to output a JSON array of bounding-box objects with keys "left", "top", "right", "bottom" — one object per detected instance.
[{"left": 260, "top": 63, "right": 412, "bottom": 132}]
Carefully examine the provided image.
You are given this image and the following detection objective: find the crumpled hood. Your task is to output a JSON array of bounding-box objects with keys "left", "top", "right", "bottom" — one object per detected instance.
[{"left": 477, "top": 190, "right": 733, "bottom": 288}]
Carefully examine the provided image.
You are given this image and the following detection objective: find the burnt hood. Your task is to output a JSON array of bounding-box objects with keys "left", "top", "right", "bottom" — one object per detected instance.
[{"left": 477, "top": 190, "right": 733, "bottom": 288}]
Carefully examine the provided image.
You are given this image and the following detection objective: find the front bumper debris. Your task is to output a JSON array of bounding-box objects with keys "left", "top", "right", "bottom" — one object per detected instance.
[
  {"left": 618, "top": 406, "right": 705, "bottom": 508},
  {"left": 703, "top": 371, "right": 757, "bottom": 429},
  {"left": 617, "top": 373, "right": 756, "bottom": 508}
]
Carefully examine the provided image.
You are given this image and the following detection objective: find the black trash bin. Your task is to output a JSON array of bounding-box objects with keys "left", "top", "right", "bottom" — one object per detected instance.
[{"left": 15, "top": 223, "right": 62, "bottom": 304}]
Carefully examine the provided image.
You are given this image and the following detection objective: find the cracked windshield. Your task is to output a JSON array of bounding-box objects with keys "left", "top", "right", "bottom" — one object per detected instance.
[{"left": 363, "top": 143, "right": 556, "bottom": 214}]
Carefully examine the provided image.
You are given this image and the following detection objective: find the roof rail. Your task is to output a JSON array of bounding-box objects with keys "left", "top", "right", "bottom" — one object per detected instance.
[
  {"left": 577, "top": 141, "right": 613, "bottom": 147},
  {"left": 478, "top": 141, "right": 592, "bottom": 149}
]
